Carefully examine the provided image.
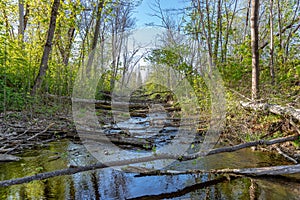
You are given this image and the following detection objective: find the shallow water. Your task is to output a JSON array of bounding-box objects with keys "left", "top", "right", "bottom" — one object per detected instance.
[{"left": 0, "top": 139, "right": 299, "bottom": 200}]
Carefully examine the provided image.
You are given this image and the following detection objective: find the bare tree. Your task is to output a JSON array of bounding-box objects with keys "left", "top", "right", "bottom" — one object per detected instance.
[
  {"left": 109, "top": 0, "right": 136, "bottom": 90},
  {"left": 223, "top": 0, "right": 238, "bottom": 62},
  {"left": 250, "top": 0, "right": 260, "bottom": 100},
  {"left": 284, "top": 0, "right": 300, "bottom": 61}
]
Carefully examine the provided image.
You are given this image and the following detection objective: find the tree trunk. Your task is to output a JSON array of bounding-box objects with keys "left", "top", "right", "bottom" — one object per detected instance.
[
  {"left": 205, "top": 0, "right": 213, "bottom": 63},
  {"left": 223, "top": 0, "right": 238, "bottom": 63},
  {"left": 284, "top": 1, "right": 300, "bottom": 62},
  {"left": 18, "top": 0, "right": 24, "bottom": 41},
  {"left": 250, "top": 0, "right": 260, "bottom": 100},
  {"left": 213, "top": 0, "right": 222, "bottom": 62},
  {"left": 244, "top": 0, "right": 251, "bottom": 40},
  {"left": 269, "top": 0, "right": 275, "bottom": 85},
  {"left": 86, "top": 0, "right": 105, "bottom": 74},
  {"left": 31, "top": 0, "right": 60, "bottom": 95},
  {"left": 23, "top": 3, "right": 29, "bottom": 32},
  {"left": 277, "top": 0, "right": 284, "bottom": 63}
]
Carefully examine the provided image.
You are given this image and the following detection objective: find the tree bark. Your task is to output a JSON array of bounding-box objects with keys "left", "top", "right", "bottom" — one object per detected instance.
[
  {"left": 31, "top": 0, "right": 60, "bottom": 95},
  {"left": 250, "top": 0, "right": 260, "bottom": 100}
]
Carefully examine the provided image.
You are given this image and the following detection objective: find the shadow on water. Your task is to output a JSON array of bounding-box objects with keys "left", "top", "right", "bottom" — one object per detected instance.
[{"left": 0, "top": 139, "right": 300, "bottom": 199}]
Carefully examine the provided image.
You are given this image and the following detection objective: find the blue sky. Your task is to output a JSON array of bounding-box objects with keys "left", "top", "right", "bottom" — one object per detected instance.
[
  {"left": 128, "top": 0, "right": 190, "bottom": 68},
  {"left": 132, "top": 0, "right": 188, "bottom": 28},
  {"left": 129, "top": 0, "right": 189, "bottom": 50}
]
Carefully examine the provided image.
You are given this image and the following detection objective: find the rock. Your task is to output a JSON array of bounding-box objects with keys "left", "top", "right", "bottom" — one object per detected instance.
[{"left": 0, "top": 154, "right": 21, "bottom": 162}]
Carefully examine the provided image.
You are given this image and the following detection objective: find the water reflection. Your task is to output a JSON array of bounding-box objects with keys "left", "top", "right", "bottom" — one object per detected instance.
[{"left": 0, "top": 140, "right": 299, "bottom": 199}]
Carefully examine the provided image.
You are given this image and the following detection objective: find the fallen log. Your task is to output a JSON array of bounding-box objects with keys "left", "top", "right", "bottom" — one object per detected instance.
[
  {"left": 211, "top": 164, "right": 300, "bottom": 176},
  {"left": 83, "top": 133, "right": 154, "bottom": 150},
  {"left": 241, "top": 101, "right": 300, "bottom": 121},
  {"left": 130, "top": 164, "right": 300, "bottom": 177},
  {"left": 0, "top": 154, "right": 21, "bottom": 162},
  {"left": 0, "top": 133, "right": 299, "bottom": 187},
  {"left": 183, "top": 134, "right": 300, "bottom": 160}
]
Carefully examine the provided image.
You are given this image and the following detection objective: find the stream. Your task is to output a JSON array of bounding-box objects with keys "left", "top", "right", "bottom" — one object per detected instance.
[
  {"left": 1, "top": 140, "right": 299, "bottom": 199},
  {"left": 1, "top": 108, "right": 300, "bottom": 199}
]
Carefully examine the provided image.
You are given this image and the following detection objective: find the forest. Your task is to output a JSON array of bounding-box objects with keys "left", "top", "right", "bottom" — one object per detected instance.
[{"left": 0, "top": 0, "right": 300, "bottom": 199}]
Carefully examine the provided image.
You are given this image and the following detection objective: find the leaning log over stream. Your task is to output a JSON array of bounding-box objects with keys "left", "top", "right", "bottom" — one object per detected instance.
[
  {"left": 241, "top": 101, "right": 300, "bottom": 121},
  {"left": 0, "top": 133, "right": 299, "bottom": 187}
]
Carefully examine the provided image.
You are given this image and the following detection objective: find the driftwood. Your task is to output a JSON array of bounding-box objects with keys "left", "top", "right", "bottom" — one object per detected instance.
[
  {"left": 241, "top": 101, "right": 300, "bottom": 121},
  {"left": 0, "top": 133, "right": 299, "bottom": 187}
]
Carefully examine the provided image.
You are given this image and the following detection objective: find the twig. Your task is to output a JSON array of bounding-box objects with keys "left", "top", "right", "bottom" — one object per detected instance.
[
  {"left": 27, "top": 123, "right": 55, "bottom": 141},
  {"left": 14, "top": 128, "right": 31, "bottom": 139}
]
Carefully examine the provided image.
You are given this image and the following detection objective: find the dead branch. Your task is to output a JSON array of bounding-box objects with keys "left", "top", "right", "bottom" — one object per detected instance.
[
  {"left": 0, "top": 154, "right": 21, "bottom": 162},
  {"left": 27, "top": 123, "right": 55, "bottom": 141},
  {"left": 0, "top": 133, "right": 299, "bottom": 187},
  {"left": 274, "top": 145, "right": 298, "bottom": 164}
]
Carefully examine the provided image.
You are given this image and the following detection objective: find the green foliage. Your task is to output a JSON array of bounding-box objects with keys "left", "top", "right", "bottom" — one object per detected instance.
[{"left": 292, "top": 137, "right": 300, "bottom": 148}]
